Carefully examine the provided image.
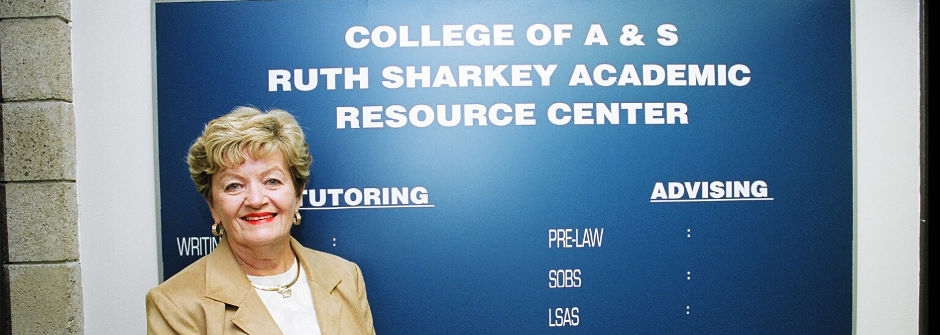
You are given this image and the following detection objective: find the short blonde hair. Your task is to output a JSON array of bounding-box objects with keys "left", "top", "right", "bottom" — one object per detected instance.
[{"left": 187, "top": 106, "right": 312, "bottom": 200}]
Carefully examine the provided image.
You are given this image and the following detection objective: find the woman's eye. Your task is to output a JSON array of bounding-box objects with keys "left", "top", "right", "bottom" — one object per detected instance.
[
  {"left": 265, "top": 179, "right": 283, "bottom": 186},
  {"left": 224, "top": 183, "right": 243, "bottom": 192}
]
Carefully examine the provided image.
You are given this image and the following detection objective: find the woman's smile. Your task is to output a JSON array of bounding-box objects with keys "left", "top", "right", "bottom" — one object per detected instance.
[{"left": 242, "top": 212, "right": 277, "bottom": 225}]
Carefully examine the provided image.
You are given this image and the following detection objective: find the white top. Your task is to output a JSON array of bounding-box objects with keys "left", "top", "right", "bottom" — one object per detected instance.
[{"left": 246, "top": 259, "right": 322, "bottom": 335}]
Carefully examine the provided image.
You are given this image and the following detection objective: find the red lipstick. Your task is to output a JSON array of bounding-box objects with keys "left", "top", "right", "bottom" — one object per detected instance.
[{"left": 242, "top": 212, "right": 276, "bottom": 225}]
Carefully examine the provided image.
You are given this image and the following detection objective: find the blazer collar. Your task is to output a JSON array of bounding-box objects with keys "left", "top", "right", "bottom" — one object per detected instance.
[
  {"left": 292, "top": 238, "right": 343, "bottom": 335},
  {"left": 203, "top": 237, "right": 345, "bottom": 334},
  {"left": 204, "top": 238, "right": 280, "bottom": 334}
]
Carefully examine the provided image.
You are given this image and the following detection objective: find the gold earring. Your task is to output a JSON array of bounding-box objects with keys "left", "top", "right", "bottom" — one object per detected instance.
[
  {"left": 211, "top": 222, "right": 225, "bottom": 237},
  {"left": 293, "top": 212, "right": 302, "bottom": 225}
]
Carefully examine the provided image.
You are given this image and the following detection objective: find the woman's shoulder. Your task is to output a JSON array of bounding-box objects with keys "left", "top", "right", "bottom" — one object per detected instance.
[
  {"left": 146, "top": 255, "right": 210, "bottom": 301},
  {"left": 145, "top": 255, "right": 227, "bottom": 333}
]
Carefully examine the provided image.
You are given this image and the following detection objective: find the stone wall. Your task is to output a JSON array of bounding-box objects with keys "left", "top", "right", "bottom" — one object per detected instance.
[{"left": 0, "top": 0, "right": 83, "bottom": 333}]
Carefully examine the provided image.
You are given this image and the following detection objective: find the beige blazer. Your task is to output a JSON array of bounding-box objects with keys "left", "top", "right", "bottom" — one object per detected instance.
[{"left": 146, "top": 237, "right": 375, "bottom": 334}]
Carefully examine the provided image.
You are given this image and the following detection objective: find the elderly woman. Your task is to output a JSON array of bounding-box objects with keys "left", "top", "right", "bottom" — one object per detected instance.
[{"left": 146, "top": 107, "right": 375, "bottom": 334}]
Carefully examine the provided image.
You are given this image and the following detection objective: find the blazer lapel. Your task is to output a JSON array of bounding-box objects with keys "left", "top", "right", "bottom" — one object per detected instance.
[
  {"left": 230, "top": 294, "right": 280, "bottom": 335},
  {"left": 205, "top": 238, "right": 282, "bottom": 335},
  {"left": 292, "top": 238, "right": 343, "bottom": 335}
]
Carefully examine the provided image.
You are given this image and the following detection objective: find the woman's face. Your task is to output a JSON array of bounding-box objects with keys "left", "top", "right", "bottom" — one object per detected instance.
[{"left": 208, "top": 151, "right": 301, "bottom": 250}]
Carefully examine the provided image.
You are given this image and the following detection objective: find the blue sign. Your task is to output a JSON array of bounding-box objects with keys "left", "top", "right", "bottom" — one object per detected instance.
[{"left": 155, "top": 1, "right": 852, "bottom": 333}]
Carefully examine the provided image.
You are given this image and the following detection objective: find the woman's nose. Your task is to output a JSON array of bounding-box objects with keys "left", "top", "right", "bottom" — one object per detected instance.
[{"left": 244, "top": 183, "right": 268, "bottom": 207}]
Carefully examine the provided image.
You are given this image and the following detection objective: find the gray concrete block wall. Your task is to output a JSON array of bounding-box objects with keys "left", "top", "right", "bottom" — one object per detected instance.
[
  {"left": 1, "top": 182, "right": 79, "bottom": 262},
  {"left": 0, "top": 1, "right": 71, "bottom": 20},
  {"left": 3, "top": 263, "right": 82, "bottom": 334},
  {"left": 0, "top": 17, "right": 73, "bottom": 102},
  {"left": 1, "top": 102, "right": 75, "bottom": 181},
  {"left": 0, "top": 0, "right": 82, "bottom": 334}
]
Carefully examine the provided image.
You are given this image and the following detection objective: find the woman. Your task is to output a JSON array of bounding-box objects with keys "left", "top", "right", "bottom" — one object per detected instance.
[{"left": 146, "top": 107, "right": 375, "bottom": 334}]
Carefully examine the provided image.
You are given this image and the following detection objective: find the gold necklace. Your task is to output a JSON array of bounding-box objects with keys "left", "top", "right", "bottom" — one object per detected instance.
[{"left": 249, "top": 260, "right": 301, "bottom": 298}]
